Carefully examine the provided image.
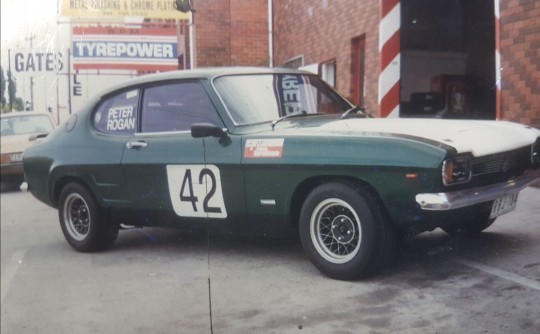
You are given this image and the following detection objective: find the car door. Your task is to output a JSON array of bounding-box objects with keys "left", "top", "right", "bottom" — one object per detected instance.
[
  {"left": 121, "top": 80, "right": 237, "bottom": 222},
  {"left": 201, "top": 131, "right": 245, "bottom": 225},
  {"left": 89, "top": 88, "right": 140, "bottom": 205}
]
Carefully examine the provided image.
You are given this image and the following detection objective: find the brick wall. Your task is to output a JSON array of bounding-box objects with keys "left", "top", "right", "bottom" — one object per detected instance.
[
  {"left": 273, "top": 0, "right": 380, "bottom": 114},
  {"left": 195, "top": 0, "right": 269, "bottom": 67},
  {"left": 194, "top": 0, "right": 231, "bottom": 67},
  {"left": 231, "top": 0, "right": 270, "bottom": 66},
  {"left": 194, "top": 0, "right": 539, "bottom": 127},
  {"left": 499, "top": 0, "right": 540, "bottom": 128}
]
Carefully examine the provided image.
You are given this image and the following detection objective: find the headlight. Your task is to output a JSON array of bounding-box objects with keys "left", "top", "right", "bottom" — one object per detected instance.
[{"left": 442, "top": 156, "right": 471, "bottom": 186}]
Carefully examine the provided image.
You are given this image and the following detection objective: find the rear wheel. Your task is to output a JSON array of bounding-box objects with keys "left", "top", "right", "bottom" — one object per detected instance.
[
  {"left": 59, "top": 183, "right": 119, "bottom": 252},
  {"left": 299, "top": 182, "right": 395, "bottom": 280}
]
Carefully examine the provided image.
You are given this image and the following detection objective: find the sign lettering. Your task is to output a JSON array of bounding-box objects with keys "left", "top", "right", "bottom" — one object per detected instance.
[
  {"left": 72, "top": 26, "right": 179, "bottom": 71},
  {"left": 73, "top": 42, "right": 174, "bottom": 59},
  {"left": 14, "top": 52, "right": 64, "bottom": 73},
  {"left": 60, "top": 0, "right": 190, "bottom": 20},
  {"left": 73, "top": 75, "right": 82, "bottom": 96}
]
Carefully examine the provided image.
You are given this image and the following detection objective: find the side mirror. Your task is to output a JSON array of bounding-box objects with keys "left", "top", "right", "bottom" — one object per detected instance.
[{"left": 191, "top": 123, "right": 228, "bottom": 139}]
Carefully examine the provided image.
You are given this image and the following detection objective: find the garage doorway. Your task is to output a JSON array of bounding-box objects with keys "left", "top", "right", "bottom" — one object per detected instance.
[{"left": 400, "top": 0, "right": 496, "bottom": 119}]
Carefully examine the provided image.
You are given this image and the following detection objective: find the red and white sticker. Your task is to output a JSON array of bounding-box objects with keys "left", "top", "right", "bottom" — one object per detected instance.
[{"left": 244, "top": 139, "right": 284, "bottom": 158}]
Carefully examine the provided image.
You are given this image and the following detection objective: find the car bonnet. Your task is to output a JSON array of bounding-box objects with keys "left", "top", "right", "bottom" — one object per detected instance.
[{"left": 315, "top": 118, "right": 540, "bottom": 157}]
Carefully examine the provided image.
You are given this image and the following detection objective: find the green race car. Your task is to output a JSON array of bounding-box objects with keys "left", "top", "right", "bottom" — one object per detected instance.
[{"left": 23, "top": 67, "right": 540, "bottom": 280}]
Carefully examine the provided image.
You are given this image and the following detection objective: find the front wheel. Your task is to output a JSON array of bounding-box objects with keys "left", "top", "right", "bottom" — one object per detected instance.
[
  {"left": 299, "top": 182, "right": 395, "bottom": 280},
  {"left": 59, "top": 183, "right": 119, "bottom": 252}
]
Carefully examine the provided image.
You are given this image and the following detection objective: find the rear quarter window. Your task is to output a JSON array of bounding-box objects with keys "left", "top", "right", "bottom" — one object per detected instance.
[{"left": 93, "top": 89, "right": 139, "bottom": 135}]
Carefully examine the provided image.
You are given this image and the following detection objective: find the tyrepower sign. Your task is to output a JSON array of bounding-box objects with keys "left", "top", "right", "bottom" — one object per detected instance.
[{"left": 72, "top": 27, "right": 179, "bottom": 71}]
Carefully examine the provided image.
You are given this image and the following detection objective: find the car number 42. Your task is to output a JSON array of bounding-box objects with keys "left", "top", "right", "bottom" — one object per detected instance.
[{"left": 167, "top": 165, "right": 228, "bottom": 219}]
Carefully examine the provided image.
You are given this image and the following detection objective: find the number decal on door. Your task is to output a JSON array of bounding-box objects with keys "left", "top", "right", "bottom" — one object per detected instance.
[
  {"left": 167, "top": 165, "right": 227, "bottom": 219},
  {"left": 179, "top": 169, "right": 198, "bottom": 212},
  {"left": 199, "top": 168, "right": 222, "bottom": 214}
]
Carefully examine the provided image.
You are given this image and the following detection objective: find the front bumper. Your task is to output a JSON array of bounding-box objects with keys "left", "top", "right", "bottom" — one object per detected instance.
[{"left": 416, "top": 168, "right": 540, "bottom": 211}]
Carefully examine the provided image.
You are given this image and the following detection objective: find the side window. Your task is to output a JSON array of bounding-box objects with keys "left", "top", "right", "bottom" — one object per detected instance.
[
  {"left": 141, "top": 81, "right": 223, "bottom": 133},
  {"left": 94, "top": 89, "right": 139, "bottom": 135}
]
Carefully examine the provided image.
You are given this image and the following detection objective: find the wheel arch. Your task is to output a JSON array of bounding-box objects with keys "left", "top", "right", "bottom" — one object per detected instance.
[
  {"left": 289, "top": 176, "right": 392, "bottom": 229},
  {"left": 52, "top": 176, "right": 95, "bottom": 208}
]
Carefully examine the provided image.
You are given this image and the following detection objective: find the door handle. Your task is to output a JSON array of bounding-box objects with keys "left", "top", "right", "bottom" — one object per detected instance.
[{"left": 126, "top": 141, "right": 148, "bottom": 149}]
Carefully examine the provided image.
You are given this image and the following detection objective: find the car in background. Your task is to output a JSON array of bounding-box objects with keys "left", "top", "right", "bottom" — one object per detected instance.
[
  {"left": 1, "top": 111, "right": 56, "bottom": 189},
  {"left": 22, "top": 67, "right": 540, "bottom": 280}
]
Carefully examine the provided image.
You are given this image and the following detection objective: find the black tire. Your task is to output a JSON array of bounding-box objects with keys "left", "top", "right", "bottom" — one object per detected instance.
[
  {"left": 58, "top": 182, "right": 119, "bottom": 252},
  {"left": 299, "top": 182, "right": 395, "bottom": 280},
  {"left": 441, "top": 210, "right": 496, "bottom": 235}
]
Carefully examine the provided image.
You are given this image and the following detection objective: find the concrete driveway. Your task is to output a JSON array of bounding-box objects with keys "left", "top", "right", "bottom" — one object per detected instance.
[{"left": 2, "top": 187, "right": 539, "bottom": 334}]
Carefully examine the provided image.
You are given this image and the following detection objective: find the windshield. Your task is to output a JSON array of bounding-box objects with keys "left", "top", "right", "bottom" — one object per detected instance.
[
  {"left": 1, "top": 114, "right": 55, "bottom": 137},
  {"left": 214, "top": 73, "right": 352, "bottom": 125}
]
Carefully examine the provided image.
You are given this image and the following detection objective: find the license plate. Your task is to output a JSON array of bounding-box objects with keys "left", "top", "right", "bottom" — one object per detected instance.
[
  {"left": 490, "top": 193, "right": 519, "bottom": 219},
  {"left": 10, "top": 153, "right": 23, "bottom": 162}
]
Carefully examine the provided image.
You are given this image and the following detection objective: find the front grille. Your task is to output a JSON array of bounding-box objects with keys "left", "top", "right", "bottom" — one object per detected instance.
[
  {"left": 472, "top": 155, "right": 507, "bottom": 176},
  {"left": 471, "top": 146, "right": 532, "bottom": 184}
]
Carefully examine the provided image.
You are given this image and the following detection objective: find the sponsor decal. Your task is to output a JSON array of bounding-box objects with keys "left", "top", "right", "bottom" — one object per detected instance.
[
  {"left": 94, "top": 89, "right": 138, "bottom": 132},
  {"left": 244, "top": 139, "right": 284, "bottom": 158},
  {"left": 276, "top": 75, "right": 312, "bottom": 116},
  {"left": 106, "top": 105, "right": 135, "bottom": 131},
  {"left": 166, "top": 165, "right": 227, "bottom": 219}
]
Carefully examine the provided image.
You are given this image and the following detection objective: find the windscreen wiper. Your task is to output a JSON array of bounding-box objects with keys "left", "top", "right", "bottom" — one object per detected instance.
[
  {"left": 340, "top": 105, "right": 368, "bottom": 119},
  {"left": 271, "top": 111, "right": 324, "bottom": 130}
]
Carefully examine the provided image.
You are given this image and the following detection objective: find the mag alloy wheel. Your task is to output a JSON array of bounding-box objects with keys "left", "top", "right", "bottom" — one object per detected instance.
[
  {"left": 310, "top": 198, "right": 362, "bottom": 264},
  {"left": 63, "top": 193, "right": 91, "bottom": 241},
  {"left": 59, "top": 182, "right": 119, "bottom": 252},
  {"left": 299, "top": 182, "right": 395, "bottom": 280}
]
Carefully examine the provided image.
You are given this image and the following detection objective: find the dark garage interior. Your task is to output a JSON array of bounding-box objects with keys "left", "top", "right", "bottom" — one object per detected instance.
[{"left": 400, "top": 0, "right": 496, "bottom": 119}]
